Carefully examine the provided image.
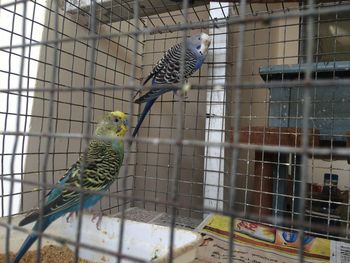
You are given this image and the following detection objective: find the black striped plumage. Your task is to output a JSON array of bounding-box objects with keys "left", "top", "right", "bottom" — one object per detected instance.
[
  {"left": 46, "top": 139, "right": 123, "bottom": 215},
  {"left": 135, "top": 43, "right": 198, "bottom": 104},
  {"left": 20, "top": 139, "right": 123, "bottom": 224},
  {"left": 144, "top": 42, "right": 198, "bottom": 86}
]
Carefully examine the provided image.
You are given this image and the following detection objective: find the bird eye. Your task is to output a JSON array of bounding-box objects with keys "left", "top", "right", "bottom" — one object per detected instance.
[
  {"left": 196, "top": 45, "right": 201, "bottom": 49},
  {"left": 198, "top": 37, "right": 201, "bottom": 40},
  {"left": 113, "top": 118, "right": 119, "bottom": 124}
]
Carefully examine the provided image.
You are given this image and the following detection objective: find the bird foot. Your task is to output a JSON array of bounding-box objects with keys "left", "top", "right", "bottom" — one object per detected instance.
[
  {"left": 66, "top": 211, "right": 78, "bottom": 223},
  {"left": 91, "top": 210, "right": 104, "bottom": 230},
  {"left": 174, "top": 91, "right": 188, "bottom": 100}
]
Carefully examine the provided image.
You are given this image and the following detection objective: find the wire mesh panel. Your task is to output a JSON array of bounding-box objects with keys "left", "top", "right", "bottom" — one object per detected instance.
[
  {"left": 1, "top": 0, "right": 350, "bottom": 262},
  {"left": 0, "top": 0, "right": 141, "bottom": 215}
]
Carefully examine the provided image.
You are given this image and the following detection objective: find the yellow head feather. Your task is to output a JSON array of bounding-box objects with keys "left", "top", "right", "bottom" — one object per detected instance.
[{"left": 95, "top": 110, "right": 128, "bottom": 137}]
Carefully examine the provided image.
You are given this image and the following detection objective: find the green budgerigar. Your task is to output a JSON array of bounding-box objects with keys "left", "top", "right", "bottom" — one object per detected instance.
[{"left": 13, "top": 111, "right": 128, "bottom": 263}]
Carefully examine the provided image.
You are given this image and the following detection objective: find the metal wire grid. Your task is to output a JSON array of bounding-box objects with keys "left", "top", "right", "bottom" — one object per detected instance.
[
  {"left": 1, "top": 0, "right": 141, "bottom": 261},
  {"left": 0, "top": 0, "right": 350, "bottom": 262},
  {"left": 1, "top": 0, "right": 140, "bottom": 215}
]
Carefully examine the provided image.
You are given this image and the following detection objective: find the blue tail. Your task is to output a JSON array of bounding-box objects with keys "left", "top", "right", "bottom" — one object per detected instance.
[
  {"left": 132, "top": 99, "right": 156, "bottom": 137},
  {"left": 13, "top": 220, "right": 51, "bottom": 263}
]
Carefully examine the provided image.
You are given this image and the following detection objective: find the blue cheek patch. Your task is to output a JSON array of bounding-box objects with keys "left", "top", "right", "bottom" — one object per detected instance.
[{"left": 196, "top": 45, "right": 201, "bottom": 49}]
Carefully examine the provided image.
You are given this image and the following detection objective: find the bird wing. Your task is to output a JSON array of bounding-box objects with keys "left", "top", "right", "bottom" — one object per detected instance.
[
  {"left": 153, "top": 44, "right": 198, "bottom": 84},
  {"left": 19, "top": 141, "right": 122, "bottom": 226},
  {"left": 18, "top": 159, "right": 100, "bottom": 226},
  {"left": 134, "top": 45, "right": 198, "bottom": 104}
]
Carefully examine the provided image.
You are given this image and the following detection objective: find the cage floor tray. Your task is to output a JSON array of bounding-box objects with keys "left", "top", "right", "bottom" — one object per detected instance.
[{"left": 0, "top": 213, "right": 202, "bottom": 262}]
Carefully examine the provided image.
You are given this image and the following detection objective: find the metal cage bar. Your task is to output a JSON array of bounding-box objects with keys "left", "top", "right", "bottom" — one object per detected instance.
[{"left": 1, "top": 0, "right": 350, "bottom": 262}]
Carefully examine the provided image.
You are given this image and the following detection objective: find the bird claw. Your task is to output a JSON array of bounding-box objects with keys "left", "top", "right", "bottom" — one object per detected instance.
[
  {"left": 91, "top": 211, "right": 104, "bottom": 230},
  {"left": 66, "top": 211, "right": 77, "bottom": 223},
  {"left": 174, "top": 90, "right": 188, "bottom": 100}
]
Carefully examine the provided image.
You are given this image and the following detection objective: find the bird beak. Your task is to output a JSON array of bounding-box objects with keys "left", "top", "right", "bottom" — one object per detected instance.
[
  {"left": 204, "top": 38, "right": 211, "bottom": 47},
  {"left": 117, "top": 124, "right": 128, "bottom": 136},
  {"left": 123, "top": 119, "right": 129, "bottom": 134}
]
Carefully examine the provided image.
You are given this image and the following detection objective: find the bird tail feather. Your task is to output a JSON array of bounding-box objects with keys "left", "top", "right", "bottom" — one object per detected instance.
[
  {"left": 12, "top": 220, "right": 51, "bottom": 263},
  {"left": 132, "top": 99, "right": 156, "bottom": 137}
]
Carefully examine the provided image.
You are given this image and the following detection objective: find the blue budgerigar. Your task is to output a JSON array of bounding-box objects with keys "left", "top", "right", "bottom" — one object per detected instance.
[
  {"left": 13, "top": 111, "right": 128, "bottom": 263},
  {"left": 132, "top": 33, "right": 211, "bottom": 137}
]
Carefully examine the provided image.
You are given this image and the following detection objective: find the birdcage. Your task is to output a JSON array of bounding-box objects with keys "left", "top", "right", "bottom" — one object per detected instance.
[{"left": 1, "top": 0, "right": 350, "bottom": 262}]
